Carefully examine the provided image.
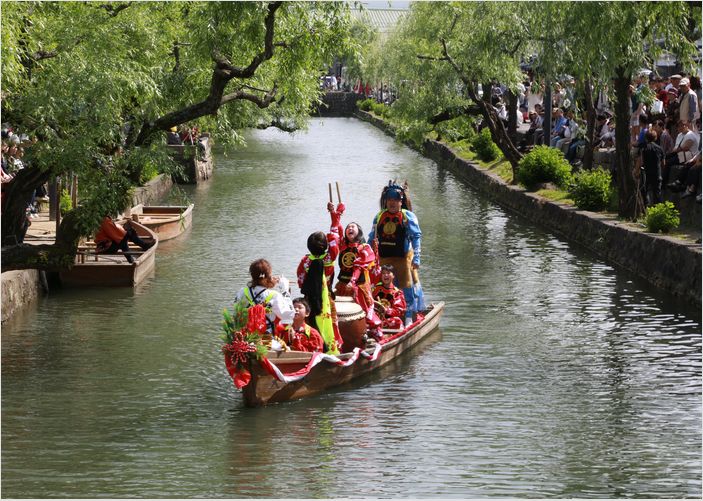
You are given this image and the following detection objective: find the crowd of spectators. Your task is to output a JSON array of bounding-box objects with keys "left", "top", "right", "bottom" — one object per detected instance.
[{"left": 511, "top": 71, "right": 701, "bottom": 205}]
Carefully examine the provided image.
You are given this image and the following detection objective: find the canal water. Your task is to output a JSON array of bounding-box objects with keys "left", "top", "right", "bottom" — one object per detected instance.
[{"left": 2, "top": 118, "right": 701, "bottom": 498}]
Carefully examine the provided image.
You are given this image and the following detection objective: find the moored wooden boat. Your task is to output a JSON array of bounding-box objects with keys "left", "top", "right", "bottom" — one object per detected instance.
[
  {"left": 240, "top": 301, "right": 445, "bottom": 407},
  {"left": 129, "top": 203, "right": 194, "bottom": 242},
  {"left": 59, "top": 221, "right": 158, "bottom": 287}
]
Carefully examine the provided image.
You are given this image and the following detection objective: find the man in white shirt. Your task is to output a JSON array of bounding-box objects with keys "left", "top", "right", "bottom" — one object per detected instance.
[{"left": 678, "top": 78, "right": 700, "bottom": 132}]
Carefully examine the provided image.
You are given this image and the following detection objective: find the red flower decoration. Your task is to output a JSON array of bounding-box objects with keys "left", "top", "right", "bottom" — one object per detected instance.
[
  {"left": 222, "top": 332, "right": 257, "bottom": 389},
  {"left": 233, "top": 368, "right": 251, "bottom": 389},
  {"left": 246, "top": 304, "right": 268, "bottom": 335}
]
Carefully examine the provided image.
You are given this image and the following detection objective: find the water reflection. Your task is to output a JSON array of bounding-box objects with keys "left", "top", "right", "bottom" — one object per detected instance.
[{"left": 1, "top": 118, "right": 700, "bottom": 498}]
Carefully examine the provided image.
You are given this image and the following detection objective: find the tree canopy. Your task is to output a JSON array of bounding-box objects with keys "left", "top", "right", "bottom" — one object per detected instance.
[
  {"left": 1, "top": 1, "right": 356, "bottom": 271},
  {"left": 360, "top": 1, "right": 699, "bottom": 218}
]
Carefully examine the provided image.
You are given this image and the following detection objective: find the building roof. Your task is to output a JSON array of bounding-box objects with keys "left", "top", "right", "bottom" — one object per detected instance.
[{"left": 351, "top": 8, "right": 407, "bottom": 34}]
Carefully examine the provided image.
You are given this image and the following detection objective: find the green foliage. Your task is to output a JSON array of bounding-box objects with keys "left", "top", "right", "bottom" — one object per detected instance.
[
  {"left": 436, "top": 115, "right": 477, "bottom": 143},
  {"left": 470, "top": 128, "right": 501, "bottom": 162},
  {"left": 371, "top": 101, "right": 391, "bottom": 118},
  {"left": 59, "top": 189, "right": 73, "bottom": 216},
  {"left": 357, "top": 98, "right": 375, "bottom": 111},
  {"left": 517, "top": 146, "right": 573, "bottom": 189},
  {"left": 645, "top": 202, "right": 680, "bottom": 233},
  {"left": 568, "top": 168, "right": 613, "bottom": 211},
  {"left": 139, "top": 161, "right": 160, "bottom": 185},
  {"left": 1, "top": 1, "right": 356, "bottom": 254}
]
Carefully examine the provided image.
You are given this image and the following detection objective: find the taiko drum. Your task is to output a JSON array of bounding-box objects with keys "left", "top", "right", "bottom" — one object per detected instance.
[{"left": 335, "top": 296, "right": 367, "bottom": 350}]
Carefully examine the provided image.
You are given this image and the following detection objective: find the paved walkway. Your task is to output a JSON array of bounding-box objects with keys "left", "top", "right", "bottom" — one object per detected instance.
[{"left": 22, "top": 207, "right": 58, "bottom": 245}]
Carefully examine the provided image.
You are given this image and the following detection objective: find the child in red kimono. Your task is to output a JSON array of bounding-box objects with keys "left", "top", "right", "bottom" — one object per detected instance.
[
  {"left": 279, "top": 298, "right": 324, "bottom": 352},
  {"left": 372, "top": 264, "right": 407, "bottom": 330},
  {"left": 328, "top": 202, "right": 382, "bottom": 338},
  {"left": 296, "top": 230, "right": 342, "bottom": 354}
]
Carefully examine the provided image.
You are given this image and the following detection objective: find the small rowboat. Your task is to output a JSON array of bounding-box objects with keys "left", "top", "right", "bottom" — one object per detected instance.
[
  {"left": 129, "top": 204, "right": 194, "bottom": 242},
  {"left": 59, "top": 221, "right": 158, "bottom": 287},
  {"left": 239, "top": 302, "right": 445, "bottom": 407}
]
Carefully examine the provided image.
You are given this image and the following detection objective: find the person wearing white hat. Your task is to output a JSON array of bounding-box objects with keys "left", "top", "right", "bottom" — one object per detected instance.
[{"left": 678, "top": 77, "right": 700, "bottom": 132}]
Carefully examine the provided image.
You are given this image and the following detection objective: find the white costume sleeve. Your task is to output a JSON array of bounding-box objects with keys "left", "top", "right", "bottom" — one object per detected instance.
[{"left": 270, "top": 291, "right": 295, "bottom": 325}]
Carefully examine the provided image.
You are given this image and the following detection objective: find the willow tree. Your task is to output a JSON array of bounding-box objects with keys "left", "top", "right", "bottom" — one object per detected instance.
[
  {"left": 1, "top": 1, "right": 355, "bottom": 271},
  {"left": 561, "top": 1, "right": 698, "bottom": 220},
  {"left": 377, "top": 2, "right": 536, "bottom": 177}
]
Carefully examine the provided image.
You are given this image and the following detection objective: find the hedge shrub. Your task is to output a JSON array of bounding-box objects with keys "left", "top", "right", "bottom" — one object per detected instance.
[
  {"left": 356, "top": 98, "right": 375, "bottom": 111},
  {"left": 470, "top": 128, "right": 501, "bottom": 162},
  {"left": 59, "top": 188, "right": 73, "bottom": 216},
  {"left": 517, "top": 145, "right": 572, "bottom": 189},
  {"left": 568, "top": 168, "right": 613, "bottom": 211},
  {"left": 645, "top": 201, "right": 680, "bottom": 233}
]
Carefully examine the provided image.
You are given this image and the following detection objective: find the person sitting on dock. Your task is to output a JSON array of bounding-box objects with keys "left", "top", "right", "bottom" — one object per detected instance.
[
  {"left": 368, "top": 182, "right": 422, "bottom": 326},
  {"left": 166, "top": 126, "right": 182, "bottom": 145},
  {"left": 94, "top": 215, "right": 154, "bottom": 264},
  {"left": 278, "top": 298, "right": 324, "bottom": 353},
  {"left": 297, "top": 231, "right": 342, "bottom": 354},
  {"left": 329, "top": 202, "right": 383, "bottom": 339},
  {"left": 234, "top": 258, "right": 295, "bottom": 335},
  {"left": 372, "top": 264, "right": 407, "bottom": 331}
]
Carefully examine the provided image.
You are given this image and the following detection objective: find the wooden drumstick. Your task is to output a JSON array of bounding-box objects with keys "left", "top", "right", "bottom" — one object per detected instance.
[
  {"left": 328, "top": 183, "right": 333, "bottom": 203},
  {"left": 336, "top": 181, "right": 342, "bottom": 203}
]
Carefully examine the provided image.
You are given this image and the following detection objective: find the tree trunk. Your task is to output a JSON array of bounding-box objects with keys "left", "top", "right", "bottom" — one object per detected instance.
[
  {"left": 1, "top": 206, "right": 85, "bottom": 273},
  {"left": 0, "top": 166, "right": 87, "bottom": 272},
  {"left": 467, "top": 84, "right": 523, "bottom": 181},
  {"left": 506, "top": 88, "right": 518, "bottom": 144},
  {"left": 581, "top": 77, "right": 597, "bottom": 170},
  {"left": 1, "top": 166, "right": 50, "bottom": 246},
  {"left": 614, "top": 69, "right": 644, "bottom": 220}
]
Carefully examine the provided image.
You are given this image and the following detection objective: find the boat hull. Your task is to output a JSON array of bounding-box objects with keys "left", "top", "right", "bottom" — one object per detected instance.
[
  {"left": 130, "top": 204, "right": 194, "bottom": 242},
  {"left": 59, "top": 221, "right": 158, "bottom": 287},
  {"left": 241, "top": 302, "right": 444, "bottom": 407}
]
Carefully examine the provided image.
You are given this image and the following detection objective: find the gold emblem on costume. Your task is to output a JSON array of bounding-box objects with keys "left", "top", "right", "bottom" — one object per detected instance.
[
  {"left": 341, "top": 251, "right": 355, "bottom": 268},
  {"left": 382, "top": 220, "right": 397, "bottom": 236},
  {"left": 379, "top": 298, "right": 390, "bottom": 309}
]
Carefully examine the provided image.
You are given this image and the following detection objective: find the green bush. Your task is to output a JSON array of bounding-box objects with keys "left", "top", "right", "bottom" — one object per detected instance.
[
  {"left": 568, "top": 168, "right": 613, "bottom": 211},
  {"left": 371, "top": 101, "right": 391, "bottom": 118},
  {"left": 139, "top": 160, "right": 160, "bottom": 185},
  {"left": 356, "top": 98, "right": 375, "bottom": 111},
  {"left": 470, "top": 127, "right": 501, "bottom": 162},
  {"left": 59, "top": 188, "right": 73, "bottom": 216},
  {"left": 645, "top": 201, "right": 680, "bottom": 233},
  {"left": 517, "top": 145, "right": 572, "bottom": 189},
  {"left": 437, "top": 115, "right": 477, "bottom": 143}
]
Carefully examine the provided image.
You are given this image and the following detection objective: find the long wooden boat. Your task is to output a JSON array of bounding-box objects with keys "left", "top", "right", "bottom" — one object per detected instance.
[
  {"left": 240, "top": 302, "right": 445, "bottom": 407},
  {"left": 59, "top": 221, "right": 158, "bottom": 287},
  {"left": 129, "top": 203, "right": 194, "bottom": 242}
]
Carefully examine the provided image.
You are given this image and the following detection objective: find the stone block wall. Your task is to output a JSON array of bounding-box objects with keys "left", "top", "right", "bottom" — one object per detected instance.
[
  {"left": 314, "top": 92, "right": 365, "bottom": 116},
  {"left": 1, "top": 270, "right": 41, "bottom": 323}
]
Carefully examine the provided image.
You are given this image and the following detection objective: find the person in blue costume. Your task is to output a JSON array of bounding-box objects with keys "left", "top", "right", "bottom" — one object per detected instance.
[{"left": 368, "top": 182, "right": 423, "bottom": 326}]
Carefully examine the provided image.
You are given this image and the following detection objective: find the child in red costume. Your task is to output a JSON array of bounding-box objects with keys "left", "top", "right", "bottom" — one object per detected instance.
[
  {"left": 296, "top": 230, "right": 342, "bottom": 354},
  {"left": 372, "top": 264, "right": 407, "bottom": 330},
  {"left": 328, "top": 202, "right": 383, "bottom": 338},
  {"left": 279, "top": 298, "right": 324, "bottom": 352}
]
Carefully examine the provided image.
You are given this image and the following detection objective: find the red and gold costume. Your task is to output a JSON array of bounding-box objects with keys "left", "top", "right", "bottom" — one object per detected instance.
[
  {"left": 372, "top": 282, "right": 407, "bottom": 330},
  {"left": 330, "top": 204, "right": 382, "bottom": 331},
  {"left": 296, "top": 231, "right": 339, "bottom": 290},
  {"left": 278, "top": 323, "right": 324, "bottom": 353}
]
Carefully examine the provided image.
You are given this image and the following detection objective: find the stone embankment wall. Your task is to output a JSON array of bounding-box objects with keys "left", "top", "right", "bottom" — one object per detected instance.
[
  {"left": 1, "top": 270, "right": 42, "bottom": 323},
  {"left": 356, "top": 110, "right": 701, "bottom": 305},
  {"left": 169, "top": 136, "right": 214, "bottom": 184},
  {"left": 314, "top": 92, "right": 365, "bottom": 117},
  {"left": 131, "top": 173, "right": 173, "bottom": 207}
]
